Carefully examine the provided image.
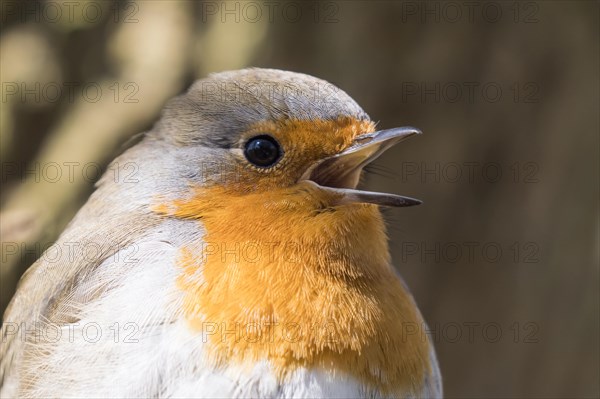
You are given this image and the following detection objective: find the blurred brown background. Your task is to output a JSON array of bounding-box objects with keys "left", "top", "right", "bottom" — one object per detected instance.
[{"left": 1, "top": 1, "right": 598, "bottom": 397}]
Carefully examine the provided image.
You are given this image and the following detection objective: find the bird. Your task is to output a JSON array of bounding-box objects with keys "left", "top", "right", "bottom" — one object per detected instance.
[{"left": 0, "top": 68, "right": 441, "bottom": 398}]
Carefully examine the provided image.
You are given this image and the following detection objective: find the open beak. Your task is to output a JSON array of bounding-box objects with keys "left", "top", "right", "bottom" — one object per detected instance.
[{"left": 302, "top": 127, "right": 422, "bottom": 207}]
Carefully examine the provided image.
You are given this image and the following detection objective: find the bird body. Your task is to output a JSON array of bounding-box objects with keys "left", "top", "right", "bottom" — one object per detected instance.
[{"left": 1, "top": 69, "right": 441, "bottom": 398}]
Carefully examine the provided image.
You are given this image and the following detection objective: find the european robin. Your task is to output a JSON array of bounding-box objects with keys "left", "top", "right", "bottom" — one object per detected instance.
[{"left": 0, "top": 68, "right": 441, "bottom": 398}]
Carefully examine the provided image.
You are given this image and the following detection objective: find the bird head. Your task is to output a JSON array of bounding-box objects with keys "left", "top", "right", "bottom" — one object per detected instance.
[{"left": 150, "top": 68, "right": 420, "bottom": 216}]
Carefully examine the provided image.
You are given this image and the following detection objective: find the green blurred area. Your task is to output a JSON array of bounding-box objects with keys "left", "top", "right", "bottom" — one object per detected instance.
[{"left": 0, "top": 1, "right": 598, "bottom": 397}]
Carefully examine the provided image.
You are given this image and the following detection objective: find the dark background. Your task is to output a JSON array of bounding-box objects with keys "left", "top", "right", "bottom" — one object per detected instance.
[{"left": 1, "top": 1, "right": 598, "bottom": 397}]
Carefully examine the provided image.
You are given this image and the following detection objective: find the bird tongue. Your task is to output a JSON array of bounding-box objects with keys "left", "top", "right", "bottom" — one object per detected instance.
[{"left": 303, "top": 127, "right": 423, "bottom": 208}]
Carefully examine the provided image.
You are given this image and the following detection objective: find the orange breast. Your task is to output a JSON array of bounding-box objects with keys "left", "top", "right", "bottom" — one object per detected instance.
[{"left": 154, "top": 182, "right": 431, "bottom": 395}]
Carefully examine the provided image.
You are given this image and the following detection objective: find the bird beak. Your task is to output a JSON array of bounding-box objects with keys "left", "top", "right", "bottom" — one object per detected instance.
[{"left": 302, "top": 127, "right": 422, "bottom": 207}]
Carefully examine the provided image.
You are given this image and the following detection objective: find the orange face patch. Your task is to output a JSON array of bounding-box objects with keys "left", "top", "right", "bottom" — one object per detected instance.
[
  {"left": 153, "top": 117, "right": 431, "bottom": 395},
  {"left": 196, "top": 117, "right": 375, "bottom": 193}
]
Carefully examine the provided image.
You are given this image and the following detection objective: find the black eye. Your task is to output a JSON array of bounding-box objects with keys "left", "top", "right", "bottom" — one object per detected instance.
[{"left": 244, "top": 135, "right": 282, "bottom": 167}]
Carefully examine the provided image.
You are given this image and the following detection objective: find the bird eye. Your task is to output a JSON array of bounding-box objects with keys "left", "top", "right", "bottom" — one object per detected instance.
[{"left": 244, "top": 135, "right": 282, "bottom": 167}]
